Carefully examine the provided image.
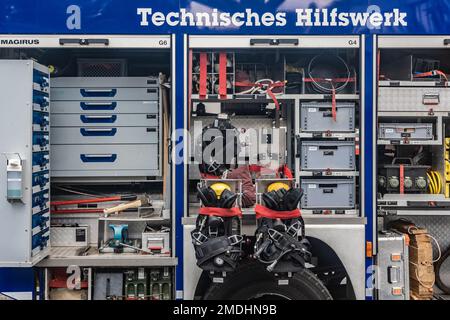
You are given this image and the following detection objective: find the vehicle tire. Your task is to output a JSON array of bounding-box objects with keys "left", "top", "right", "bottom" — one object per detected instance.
[
  {"left": 203, "top": 260, "right": 332, "bottom": 300},
  {"left": 435, "top": 247, "right": 450, "bottom": 294}
]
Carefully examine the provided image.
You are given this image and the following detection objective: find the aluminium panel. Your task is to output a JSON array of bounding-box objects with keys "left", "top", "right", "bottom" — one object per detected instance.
[
  {"left": 378, "top": 87, "right": 450, "bottom": 113},
  {"left": 51, "top": 113, "right": 159, "bottom": 127},
  {"left": 0, "top": 60, "right": 50, "bottom": 266},
  {"left": 51, "top": 87, "right": 158, "bottom": 101},
  {"left": 51, "top": 100, "right": 159, "bottom": 114},
  {"left": 189, "top": 35, "right": 360, "bottom": 49},
  {"left": 51, "top": 77, "right": 159, "bottom": 88},
  {"left": 51, "top": 144, "right": 159, "bottom": 174},
  {"left": 51, "top": 127, "right": 159, "bottom": 144},
  {"left": 377, "top": 230, "right": 409, "bottom": 300}
]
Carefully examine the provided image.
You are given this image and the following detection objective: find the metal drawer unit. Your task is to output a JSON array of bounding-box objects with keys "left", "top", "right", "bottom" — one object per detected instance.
[
  {"left": 51, "top": 101, "right": 159, "bottom": 114},
  {"left": 377, "top": 230, "right": 410, "bottom": 300},
  {"left": 378, "top": 123, "right": 433, "bottom": 141},
  {"left": 51, "top": 127, "right": 159, "bottom": 145},
  {"left": 51, "top": 144, "right": 160, "bottom": 177},
  {"left": 50, "top": 77, "right": 161, "bottom": 178},
  {"left": 300, "top": 102, "right": 355, "bottom": 132},
  {"left": 300, "top": 141, "right": 355, "bottom": 171},
  {"left": 51, "top": 114, "right": 159, "bottom": 127},
  {"left": 301, "top": 178, "right": 356, "bottom": 209},
  {"left": 378, "top": 86, "right": 450, "bottom": 114},
  {"left": 0, "top": 60, "right": 51, "bottom": 266}
]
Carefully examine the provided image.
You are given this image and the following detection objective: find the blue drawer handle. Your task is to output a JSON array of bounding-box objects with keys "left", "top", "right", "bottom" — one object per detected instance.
[
  {"left": 80, "top": 88, "right": 117, "bottom": 97},
  {"left": 81, "top": 115, "right": 117, "bottom": 123},
  {"left": 80, "top": 128, "right": 117, "bottom": 136},
  {"left": 80, "top": 154, "right": 117, "bottom": 162},
  {"left": 80, "top": 102, "right": 117, "bottom": 110}
]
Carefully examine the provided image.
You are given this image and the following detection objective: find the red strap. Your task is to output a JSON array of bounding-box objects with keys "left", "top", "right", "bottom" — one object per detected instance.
[
  {"left": 199, "top": 52, "right": 207, "bottom": 98},
  {"left": 219, "top": 52, "right": 227, "bottom": 98},
  {"left": 255, "top": 204, "right": 301, "bottom": 219},
  {"left": 199, "top": 206, "right": 242, "bottom": 217},
  {"left": 399, "top": 164, "right": 404, "bottom": 194},
  {"left": 331, "top": 87, "right": 337, "bottom": 121},
  {"left": 200, "top": 173, "right": 221, "bottom": 179}
]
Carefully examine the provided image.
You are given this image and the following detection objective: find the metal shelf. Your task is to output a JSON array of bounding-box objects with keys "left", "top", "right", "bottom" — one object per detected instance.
[
  {"left": 298, "top": 171, "right": 359, "bottom": 177},
  {"left": 191, "top": 93, "right": 360, "bottom": 102},
  {"left": 98, "top": 211, "right": 169, "bottom": 222},
  {"left": 37, "top": 247, "right": 177, "bottom": 267},
  {"left": 298, "top": 132, "right": 358, "bottom": 139},
  {"left": 377, "top": 139, "right": 441, "bottom": 146},
  {"left": 301, "top": 209, "right": 359, "bottom": 216},
  {"left": 379, "top": 209, "right": 450, "bottom": 216}
]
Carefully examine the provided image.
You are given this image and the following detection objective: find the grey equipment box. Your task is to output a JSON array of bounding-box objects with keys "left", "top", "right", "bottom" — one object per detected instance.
[
  {"left": 301, "top": 178, "right": 355, "bottom": 209},
  {"left": 300, "top": 141, "right": 355, "bottom": 170},
  {"left": 50, "top": 225, "right": 89, "bottom": 247},
  {"left": 301, "top": 101, "right": 355, "bottom": 132},
  {"left": 93, "top": 272, "right": 124, "bottom": 300},
  {"left": 378, "top": 123, "right": 433, "bottom": 140},
  {"left": 0, "top": 60, "right": 51, "bottom": 266},
  {"left": 378, "top": 86, "right": 450, "bottom": 113},
  {"left": 377, "top": 230, "right": 410, "bottom": 300}
]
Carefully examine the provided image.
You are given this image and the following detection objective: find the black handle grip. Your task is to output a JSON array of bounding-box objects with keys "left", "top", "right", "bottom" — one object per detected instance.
[
  {"left": 444, "top": 39, "right": 450, "bottom": 45},
  {"left": 319, "top": 184, "right": 338, "bottom": 188},
  {"left": 250, "top": 38, "right": 298, "bottom": 46},
  {"left": 59, "top": 38, "right": 109, "bottom": 46}
]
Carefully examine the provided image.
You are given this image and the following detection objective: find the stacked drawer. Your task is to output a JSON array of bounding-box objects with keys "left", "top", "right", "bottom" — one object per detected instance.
[
  {"left": 299, "top": 101, "right": 357, "bottom": 212},
  {"left": 50, "top": 77, "right": 161, "bottom": 178},
  {"left": 32, "top": 66, "right": 51, "bottom": 255}
]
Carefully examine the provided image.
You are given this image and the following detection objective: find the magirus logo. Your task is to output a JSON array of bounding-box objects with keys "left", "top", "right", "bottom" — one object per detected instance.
[{"left": 0, "top": 39, "right": 40, "bottom": 45}]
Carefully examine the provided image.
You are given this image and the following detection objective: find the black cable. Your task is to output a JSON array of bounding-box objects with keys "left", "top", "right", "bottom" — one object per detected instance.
[{"left": 435, "top": 246, "right": 450, "bottom": 294}]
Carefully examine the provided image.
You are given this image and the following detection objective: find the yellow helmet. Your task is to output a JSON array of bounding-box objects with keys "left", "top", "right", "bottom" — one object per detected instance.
[
  {"left": 267, "top": 182, "right": 290, "bottom": 192},
  {"left": 210, "top": 182, "right": 231, "bottom": 199}
]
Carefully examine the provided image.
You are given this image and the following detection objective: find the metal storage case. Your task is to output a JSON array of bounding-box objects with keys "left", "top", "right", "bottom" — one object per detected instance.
[
  {"left": 378, "top": 86, "right": 450, "bottom": 113},
  {"left": 377, "top": 230, "right": 410, "bottom": 300},
  {"left": 0, "top": 60, "right": 51, "bottom": 266},
  {"left": 301, "top": 178, "right": 355, "bottom": 209},
  {"left": 300, "top": 140, "right": 355, "bottom": 170},
  {"left": 50, "top": 77, "right": 161, "bottom": 178},
  {"left": 378, "top": 123, "right": 433, "bottom": 140},
  {"left": 300, "top": 101, "right": 355, "bottom": 132}
]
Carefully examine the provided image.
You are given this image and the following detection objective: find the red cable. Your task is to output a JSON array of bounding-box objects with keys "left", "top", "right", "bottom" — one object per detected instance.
[
  {"left": 199, "top": 52, "right": 207, "bottom": 98},
  {"left": 399, "top": 164, "right": 404, "bottom": 194},
  {"left": 331, "top": 86, "right": 337, "bottom": 122},
  {"left": 51, "top": 208, "right": 103, "bottom": 214},
  {"left": 219, "top": 52, "right": 227, "bottom": 98},
  {"left": 50, "top": 196, "right": 121, "bottom": 206}
]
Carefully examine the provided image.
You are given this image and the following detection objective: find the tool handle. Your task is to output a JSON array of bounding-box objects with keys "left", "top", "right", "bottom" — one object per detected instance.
[{"left": 103, "top": 200, "right": 142, "bottom": 214}]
